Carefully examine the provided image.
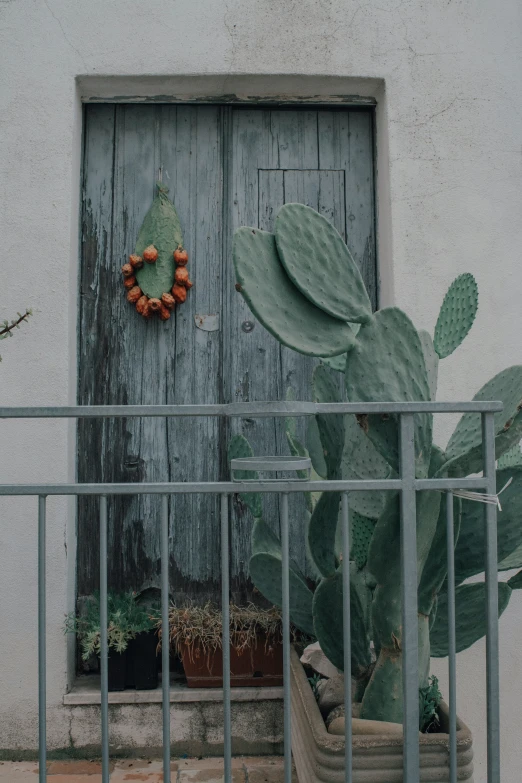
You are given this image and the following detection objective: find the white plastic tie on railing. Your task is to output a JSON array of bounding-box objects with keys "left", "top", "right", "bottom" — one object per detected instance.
[{"left": 451, "top": 477, "right": 513, "bottom": 511}]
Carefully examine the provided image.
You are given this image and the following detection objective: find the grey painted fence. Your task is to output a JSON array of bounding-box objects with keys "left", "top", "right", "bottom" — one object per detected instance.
[{"left": 0, "top": 400, "right": 502, "bottom": 783}]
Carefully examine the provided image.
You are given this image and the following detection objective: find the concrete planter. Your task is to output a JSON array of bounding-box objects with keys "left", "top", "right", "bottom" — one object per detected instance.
[{"left": 290, "top": 648, "right": 474, "bottom": 782}]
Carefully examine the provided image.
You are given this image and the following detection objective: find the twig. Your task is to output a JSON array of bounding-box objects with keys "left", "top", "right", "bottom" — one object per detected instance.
[{"left": 0, "top": 309, "right": 32, "bottom": 338}]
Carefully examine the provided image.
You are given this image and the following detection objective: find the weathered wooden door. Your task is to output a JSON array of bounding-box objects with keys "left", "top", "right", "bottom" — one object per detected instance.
[{"left": 78, "top": 104, "right": 376, "bottom": 602}]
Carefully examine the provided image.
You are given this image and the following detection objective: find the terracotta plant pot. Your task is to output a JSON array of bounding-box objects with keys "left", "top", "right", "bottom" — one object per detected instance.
[
  {"left": 290, "top": 647, "right": 474, "bottom": 782},
  {"left": 180, "top": 633, "right": 283, "bottom": 688}
]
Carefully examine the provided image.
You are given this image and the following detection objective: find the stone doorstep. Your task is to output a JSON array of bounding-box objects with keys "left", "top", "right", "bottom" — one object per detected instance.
[
  {"left": 0, "top": 757, "right": 294, "bottom": 782},
  {"left": 63, "top": 677, "right": 283, "bottom": 705}
]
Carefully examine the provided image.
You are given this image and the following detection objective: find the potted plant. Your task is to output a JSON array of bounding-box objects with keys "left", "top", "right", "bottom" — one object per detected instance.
[
  {"left": 162, "top": 602, "right": 285, "bottom": 687},
  {"left": 231, "top": 203, "right": 522, "bottom": 780},
  {"left": 65, "top": 591, "right": 159, "bottom": 691}
]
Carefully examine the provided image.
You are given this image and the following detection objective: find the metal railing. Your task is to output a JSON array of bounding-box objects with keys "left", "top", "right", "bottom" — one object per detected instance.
[{"left": 0, "top": 400, "right": 503, "bottom": 783}]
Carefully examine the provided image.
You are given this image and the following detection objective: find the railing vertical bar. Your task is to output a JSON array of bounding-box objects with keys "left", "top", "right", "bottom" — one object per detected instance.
[
  {"left": 161, "top": 494, "right": 171, "bottom": 783},
  {"left": 99, "top": 495, "right": 109, "bottom": 783},
  {"left": 341, "top": 492, "right": 352, "bottom": 783},
  {"left": 399, "top": 413, "right": 419, "bottom": 782},
  {"left": 483, "top": 412, "right": 500, "bottom": 783},
  {"left": 446, "top": 491, "right": 457, "bottom": 783},
  {"left": 38, "top": 495, "right": 47, "bottom": 783},
  {"left": 281, "top": 492, "right": 292, "bottom": 783},
  {"left": 221, "top": 493, "right": 232, "bottom": 782}
]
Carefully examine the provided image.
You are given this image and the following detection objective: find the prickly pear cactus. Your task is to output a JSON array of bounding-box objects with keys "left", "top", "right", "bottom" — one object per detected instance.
[{"left": 231, "top": 202, "right": 522, "bottom": 726}]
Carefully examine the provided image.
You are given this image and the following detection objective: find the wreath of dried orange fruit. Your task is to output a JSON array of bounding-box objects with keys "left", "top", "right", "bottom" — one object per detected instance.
[{"left": 122, "top": 183, "right": 193, "bottom": 320}]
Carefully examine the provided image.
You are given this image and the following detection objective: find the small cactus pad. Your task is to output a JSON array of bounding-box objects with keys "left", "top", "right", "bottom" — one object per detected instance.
[
  {"left": 249, "top": 518, "right": 315, "bottom": 636},
  {"left": 227, "top": 434, "right": 262, "bottom": 519},
  {"left": 275, "top": 204, "right": 372, "bottom": 324},
  {"left": 454, "top": 468, "right": 522, "bottom": 584},
  {"left": 233, "top": 227, "right": 357, "bottom": 357},
  {"left": 312, "top": 566, "right": 371, "bottom": 673},
  {"left": 345, "top": 308, "right": 432, "bottom": 477},
  {"left": 433, "top": 273, "right": 478, "bottom": 359},
  {"left": 135, "top": 185, "right": 183, "bottom": 300},
  {"left": 342, "top": 412, "right": 394, "bottom": 519},
  {"left": 443, "top": 365, "right": 522, "bottom": 476},
  {"left": 418, "top": 330, "right": 439, "bottom": 401},
  {"left": 430, "top": 582, "right": 511, "bottom": 657}
]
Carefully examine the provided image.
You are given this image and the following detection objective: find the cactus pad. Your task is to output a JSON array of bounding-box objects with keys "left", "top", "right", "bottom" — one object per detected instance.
[
  {"left": 443, "top": 365, "right": 522, "bottom": 476},
  {"left": 306, "top": 417, "right": 327, "bottom": 479},
  {"left": 312, "top": 566, "right": 371, "bottom": 673},
  {"left": 350, "top": 512, "right": 376, "bottom": 569},
  {"left": 307, "top": 490, "right": 341, "bottom": 578},
  {"left": 233, "top": 227, "right": 357, "bottom": 357},
  {"left": 433, "top": 273, "right": 478, "bottom": 359},
  {"left": 227, "top": 435, "right": 262, "bottom": 519},
  {"left": 497, "top": 443, "right": 522, "bottom": 469},
  {"left": 430, "top": 581, "right": 512, "bottom": 657},
  {"left": 275, "top": 203, "right": 372, "bottom": 324},
  {"left": 249, "top": 518, "right": 315, "bottom": 636},
  {"left": 320, "top": 354, "right": 347, "bottom": 373},
  {"left": 342, "top": 412, "right": 394, "bottom": 519},
  {"left": 135, "top": 185, "right": 183, "bottom": 300},
  {"left": 454, "top": 468, "right": 522, "bottom": 584},
  {"left": 418, "top": 330, "right": 439, "bottom": 401},
  {"left": 312, "top": 364, "right": 345, "bottom": 478},
  {"left": 345, "top": 307, "right": 432, "bottom": 477},
  {"left": 418, "top": 494, "right": 460, "bottom": 615}
]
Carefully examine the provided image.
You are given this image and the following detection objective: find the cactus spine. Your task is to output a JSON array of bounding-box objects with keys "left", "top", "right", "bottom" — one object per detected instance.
[{"left": 232, "top": 203, "right": 522, "bottom": 725}]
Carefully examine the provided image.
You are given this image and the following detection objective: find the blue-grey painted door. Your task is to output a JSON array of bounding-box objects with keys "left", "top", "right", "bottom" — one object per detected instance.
[{"left": 78, "top": 104, "right": 375, "bottom": 602}]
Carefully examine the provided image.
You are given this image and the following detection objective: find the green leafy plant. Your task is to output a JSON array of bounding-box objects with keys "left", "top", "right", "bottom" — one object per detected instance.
[
  {"left": 419, "top": 675, "right": 442, "bottom": 733},
  {"left": 231, "top": 202, "right": 522, "bottom": 726},
  {"left": 64, "top": 591, "right": 157, "bottom": 661},
  {"left": 0, "top": 309, "right": 32, "bottom": 361}
]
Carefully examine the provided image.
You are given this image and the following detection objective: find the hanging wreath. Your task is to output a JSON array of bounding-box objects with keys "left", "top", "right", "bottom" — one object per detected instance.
[{"left": 122, "top": 182, "right": 192, "bottom": 320}]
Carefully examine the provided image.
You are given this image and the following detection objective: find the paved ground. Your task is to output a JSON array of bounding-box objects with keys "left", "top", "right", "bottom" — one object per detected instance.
[{"left": 0, "top": 757, "right": 295, "bottom": 782}]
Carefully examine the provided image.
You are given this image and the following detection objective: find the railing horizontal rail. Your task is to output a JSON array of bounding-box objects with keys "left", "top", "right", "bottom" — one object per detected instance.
[
  {"left": 0, "top": 400, "right": 503, "bottom": 418},
  {"left": 0, "top": 476, "right": 489, "bottom": 496}
]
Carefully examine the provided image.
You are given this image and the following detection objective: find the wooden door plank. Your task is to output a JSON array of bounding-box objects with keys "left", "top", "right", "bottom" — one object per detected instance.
[
  {"left": 77, "top": 104, "right": 116, "bottom": 595},
  {"left": 318, "top": 111, "right": 377, "bottom": 308},
  {"left": 160, "top": 105, "right": 223, "bottom": 598}
]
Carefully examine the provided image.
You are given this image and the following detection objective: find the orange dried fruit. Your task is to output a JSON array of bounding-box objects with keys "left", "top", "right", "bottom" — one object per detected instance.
[
  {"left": 161, "top": 292, "right": 175, "bottom": 310},
  {"left": 135, "top": 295, "right": 149, "bottom": 316},
  {"left": 171, "top": 284, "right": 187, "bottom": 303},
  {"left": 124, "top": 275, "right": 137, "bottom": 289},
  {"left": 121, "top": 263, "right": 134, "bottom": 277},
  {"left": 175, "top": 266, "right": 190, "bottom": 285},
  {"left": 143, "top": 244, "right": 158, "bottom": 263},
  {"left": 173, "top": 245, "right": 189, "bottom": 266},
  {"left": 148, "top": 297, "right": 162, "bottom": 312},
  {"left": 126, "top": 285, "right": 142, "bottom": 303},
  {"left": 129, "top": 254, "right": 143, "bottom": 269},
  {"left": 158, "top": 303, "right": 171, "bottom": 321}
]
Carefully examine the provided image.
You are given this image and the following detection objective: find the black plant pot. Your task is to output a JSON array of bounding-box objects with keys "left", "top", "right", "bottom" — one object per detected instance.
[
  {"left": 107, "top": 650, "right": 127, "bottom": 692},
  {"left": 128, "top": 631, "right": 159, "bottom": 690}
]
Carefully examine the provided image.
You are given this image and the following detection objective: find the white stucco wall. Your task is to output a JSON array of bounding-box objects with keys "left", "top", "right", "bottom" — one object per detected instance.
[{"left": 0, "top": 0, "right": 521, "bottom": 780}]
